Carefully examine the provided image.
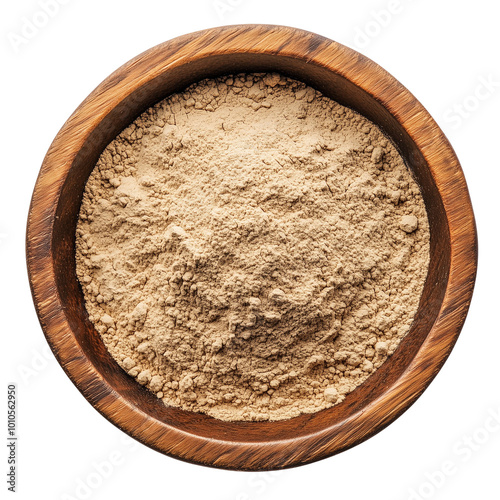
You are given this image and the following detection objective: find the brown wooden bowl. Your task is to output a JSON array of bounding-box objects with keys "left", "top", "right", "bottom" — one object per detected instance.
[{"left": 26, "top": 24, "right": 477, "bottom": 470}]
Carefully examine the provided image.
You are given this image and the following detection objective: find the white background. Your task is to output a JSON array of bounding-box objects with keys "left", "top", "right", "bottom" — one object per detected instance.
[{"left": 2, "top": 1, "right": 499, "bottom": 499}]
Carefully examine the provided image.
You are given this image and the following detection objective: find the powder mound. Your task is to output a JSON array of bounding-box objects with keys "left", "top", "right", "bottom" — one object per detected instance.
[{"left": 75, "top": 73, "right": 430, "bottom": 421}]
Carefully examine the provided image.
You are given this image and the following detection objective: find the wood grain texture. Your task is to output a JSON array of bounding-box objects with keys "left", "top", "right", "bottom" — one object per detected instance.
[{"left": 26, "top": 24, "right": 477, "bottom": 470}]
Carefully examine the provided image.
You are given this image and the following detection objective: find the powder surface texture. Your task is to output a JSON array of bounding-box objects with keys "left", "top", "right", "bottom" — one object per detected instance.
[{"left": 76, "top": 73, "right": 430, "bottom": 421}]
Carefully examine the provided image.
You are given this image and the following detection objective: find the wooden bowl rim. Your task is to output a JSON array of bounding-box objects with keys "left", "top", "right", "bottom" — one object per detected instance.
[{"left": 26, "top": 24, "right": 477, "bottom": 470}]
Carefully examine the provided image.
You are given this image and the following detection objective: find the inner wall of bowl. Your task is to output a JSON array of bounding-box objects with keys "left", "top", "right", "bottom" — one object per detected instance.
[{"left": 52, "top": 53, "right": 451, "bottom": 442}]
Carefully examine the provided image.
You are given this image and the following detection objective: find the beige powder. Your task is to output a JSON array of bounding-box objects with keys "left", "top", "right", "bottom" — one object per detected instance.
[{"left": 76, "top": 73, "right": 430, "bottom": 421}]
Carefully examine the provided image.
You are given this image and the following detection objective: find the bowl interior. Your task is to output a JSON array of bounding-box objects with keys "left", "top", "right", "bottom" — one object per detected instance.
[{"left": 52, "top": 53, "right": 450, "bottom": 443}]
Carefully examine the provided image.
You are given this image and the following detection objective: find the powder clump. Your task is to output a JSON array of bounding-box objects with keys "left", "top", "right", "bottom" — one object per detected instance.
[{"left": 76, "top": 73, "right": 430, "bottom": 421}]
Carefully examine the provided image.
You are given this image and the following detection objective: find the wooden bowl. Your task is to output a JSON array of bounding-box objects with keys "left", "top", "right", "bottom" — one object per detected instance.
[{"left": 26, "top": 25, "right": 477, "bottom": 470}]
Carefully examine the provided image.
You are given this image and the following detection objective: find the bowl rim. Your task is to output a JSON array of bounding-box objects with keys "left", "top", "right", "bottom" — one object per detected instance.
[{"left": 26, "top": 24, "right": 477, "bottom": 470}]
